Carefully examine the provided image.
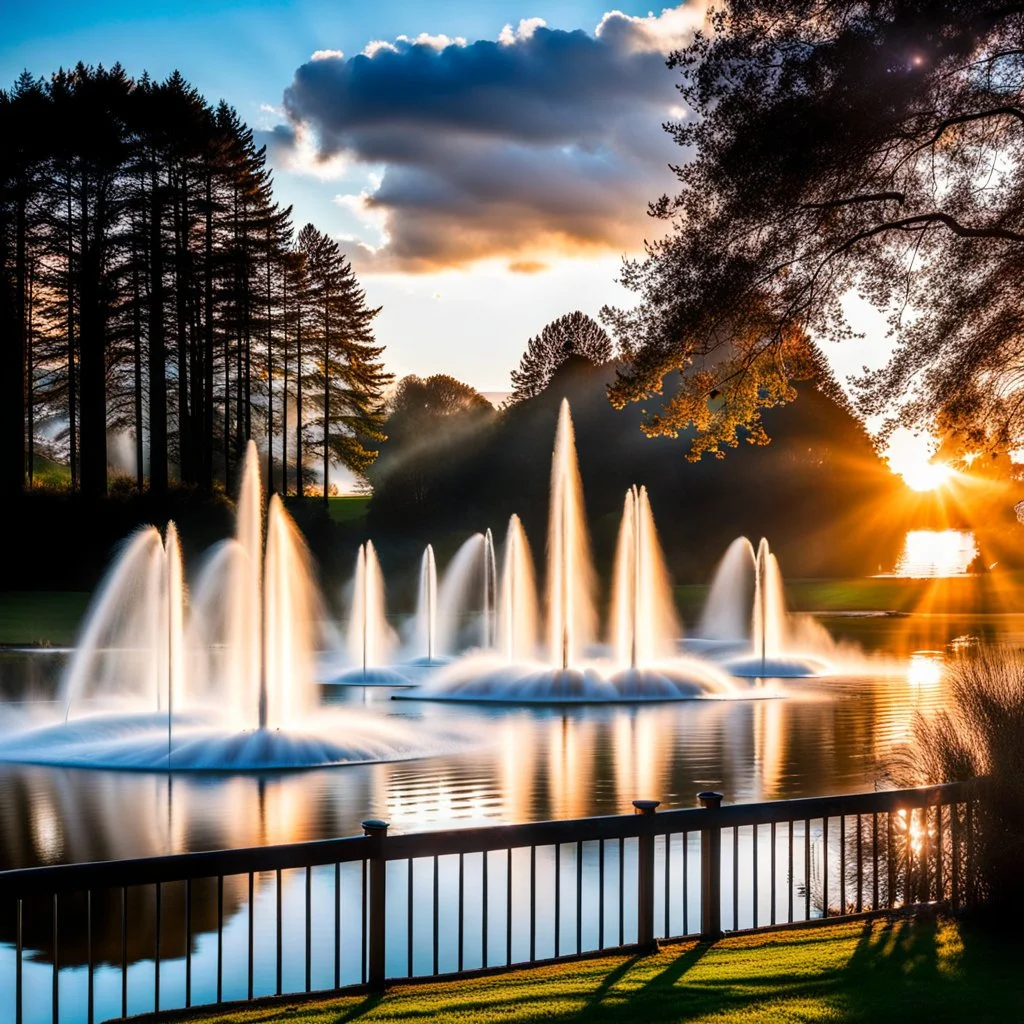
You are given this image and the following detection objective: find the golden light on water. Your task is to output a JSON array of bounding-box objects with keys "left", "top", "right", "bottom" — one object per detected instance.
[
  {"left": 907, "top": 651, "right": 944, "bottom": 688},
  {"left": 894, "top": 530, "right": 978, "bottom": 577}
]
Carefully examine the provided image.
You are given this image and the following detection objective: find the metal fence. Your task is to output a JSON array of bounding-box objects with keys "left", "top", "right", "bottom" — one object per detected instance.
[{"left": 0, "top": 780, "right": 975, "bottom": 1024}]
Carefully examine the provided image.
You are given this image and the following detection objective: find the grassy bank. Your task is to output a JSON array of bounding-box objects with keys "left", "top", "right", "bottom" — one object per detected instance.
[
  {"left": 675, "top": 571, "right": 1024, "bottom": 620},
  {"left": 153, "top": 917, "right": 1022, "bottom": 1024},
  {"left": 0, "top": 591, "right": 90, "bottom": 646}
]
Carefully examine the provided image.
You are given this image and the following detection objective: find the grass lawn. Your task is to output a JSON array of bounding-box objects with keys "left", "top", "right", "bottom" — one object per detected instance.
[
  {"left": 326, "top": 496, "right": 371, "bottom": 526},
  {"left": 154, "top": 917, "right": 1024, "bottom": 1024},
  {"left": 0, "top": 590, "right": 90, "bottom": 645}
]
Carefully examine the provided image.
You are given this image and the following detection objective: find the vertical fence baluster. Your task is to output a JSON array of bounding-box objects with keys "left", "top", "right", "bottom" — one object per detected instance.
[
  {"left": 337, "top": 862, "right": 343, "bottom": 988},
  {"left": 185, "top": 878, "right": 192, "bottom": 1007},
  {"left": 770, "top": 822, "right": 776, "bottom": 926},
  {"left": 121, "top": 887, "right": 127, "bottom": 1019},
  {"left": 840, "top": 816, "right": 846, "bottom": 915},
  {"left": 16, "top": 898, "right": 22, "bottom": 1024},
  {"left": 683, "top": 832, "right": 689, "bottom": 935},
  {"left": 822, "top": 816, "right": 829, "bottom": 918},
  {"left": 787, "top": 821, "right": 794, "bottom": 924},
  {"left": 618, "top": 837, "right": 624, "bottom": 947},
  {"left": 872, "top": 813, "right": 879, "bottom": 911},
  {"left": 154, "top": 882, "right": 161, "bottom": 1011},
  {"left": 530, "top": 845, "right": 537, "bottom": 962},
  {"left": 554, "top": 844, "right": 561, "bottom": 958},
  {"left": 951, "top": 801, "right": 961, "bottom": 910},
  {"left": 699, "top": 793, "right": 722, "bottom": 938},
  {"left": 483, "top": 851, "right": 489, "bottom": 968},
  {"left": 855, "top": 814, "right": 863, "bottom": 913},
  {"left": 598, "top": 840, "right": 605, "bottom": 948},
  {"left": 363, "top": 820, "right": 389, "bottom": 989},
  {"left": 936, "top": 803, "right": 944, "bottom": 903},
  {"left": 50, "top": 893, "right": 58, "bottom": 1024},
  {"left": 966, "top": 798, "right": 975, "bottom": 906},
  {"left": 275, "top": 868, "right": 282, "bottom": 996},
  {"left": 576, "top": 842, "right": 583, "bottom": 953},
  {"left": 906, "top": 809, "right": 914, "bottom": 906},
  {"left": 664, "top": 835, "right": 671, "bottom": 939},
  {"left": 505, "top": 848, "right": 512, "bottom": 966},
  {"left": 732, "top": 826, "right": 739, "bottom": 931},
  {"left": 87, "top": 890, "right": 93, "bottom": 1024},
  {"left": 634, "top": 800, "right": 659, "bottom": 949},
  {"left": 458, "top": 852, "right": 465, "bottom": 971},
  {"left": 305, "top": 866, "right": 312, "bottom": 992},
  {"left": 216, "top": 875, "right": 224, "bottom": 1003},
  {"left": 407, "top": 859, "right": 414, "bottom": 978},
  {"left": 362, "top": 859, "right": 369, "bottom": 985},
  {"left": 804, "top": 819, "right": 811, "bottom": 920},
  {"left": 752, "top": 824, "right": 758, "bottom": 928},
  {"left": 887, "top": 813, "right": 896, "bottom": 909},
  {"left": 247, "top": 873, "right": 254, "bottom": 1000},
  {"left": 432, "top": 855, "right": 439, "bottom": 976}
]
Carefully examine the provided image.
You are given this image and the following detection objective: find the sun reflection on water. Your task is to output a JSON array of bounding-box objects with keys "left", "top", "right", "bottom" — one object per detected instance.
[
  {"left": 907, "top": 651, "right": 944, "bottom": 688},
  {"left": 893, "top": 530, "right": 978, "bottom": 577}
]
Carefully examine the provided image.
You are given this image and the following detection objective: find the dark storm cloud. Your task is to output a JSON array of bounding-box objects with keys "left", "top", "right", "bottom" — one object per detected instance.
[{"left": 275, "top": 8, "right": 707, "bottom": 271}]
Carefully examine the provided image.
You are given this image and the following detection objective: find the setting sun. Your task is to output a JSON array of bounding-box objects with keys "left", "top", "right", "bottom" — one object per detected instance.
[{"left": 885, "top": 427, "right": 953, "bottom": 491}]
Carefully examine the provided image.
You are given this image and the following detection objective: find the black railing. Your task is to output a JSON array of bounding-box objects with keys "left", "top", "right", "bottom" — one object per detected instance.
[{"left": 0, "top": 781, "right": 975, "bottom": 1024}]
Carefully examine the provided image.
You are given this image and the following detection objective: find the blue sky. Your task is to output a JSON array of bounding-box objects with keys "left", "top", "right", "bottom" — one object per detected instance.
[{"left": 3, "top": 0, "right": 915, "bottom": 469}]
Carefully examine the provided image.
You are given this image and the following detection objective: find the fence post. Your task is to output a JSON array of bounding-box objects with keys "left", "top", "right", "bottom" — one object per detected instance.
[
  {"left": 633, "top": 799, "right": 660, "bottom": 950},
  {"left": 363, "top": 818, "right": 389, "bottom": 988},
  {"left": 698, "top": 792, "right": 723, "bottom": 939}
]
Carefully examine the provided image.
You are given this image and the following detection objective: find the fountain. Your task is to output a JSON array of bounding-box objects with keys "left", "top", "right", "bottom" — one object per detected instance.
[
  {"left": 716, "top": 538, "right": 831, "bottom": 678},
  {"left": 395, "top": 400, "right": 742, "bottom": 703},
  {"left": 324, "top": 540, "right": 411, "bottom": 685},
  {"left": 0, "top": 442, "right": 457, "bottom": 771}
]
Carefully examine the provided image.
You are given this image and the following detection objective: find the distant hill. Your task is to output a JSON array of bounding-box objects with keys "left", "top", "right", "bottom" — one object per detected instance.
[{"left": 368, "top": 359, "right": 909, "bottom": 582}]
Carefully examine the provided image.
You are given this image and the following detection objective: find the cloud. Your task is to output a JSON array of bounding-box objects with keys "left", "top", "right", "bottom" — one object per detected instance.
[{"left": 274, "top": 5, "right": 708, "bottom": 271}]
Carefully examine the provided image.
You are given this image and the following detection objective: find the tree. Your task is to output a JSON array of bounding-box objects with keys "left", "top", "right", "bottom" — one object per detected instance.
[
  {"left": 295, "top": 223, "right": 390, "bottom": 502},
  {"left": 388, "top": 374, "right": 492, "bottom": 419},
  {"left": 510, "top": 311, "right": 613, "bottom": 403},
  {"left": 607, "top": 1, "right": 1024, "bottom": 458}
]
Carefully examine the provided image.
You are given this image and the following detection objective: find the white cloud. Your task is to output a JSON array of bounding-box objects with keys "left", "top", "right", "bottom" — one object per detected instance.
[
  {"left": 310, "top": 48, "right": 344, "bottom": 61},
  {"left": 498, "top": 17, "right": 547, "bottom": 46}
]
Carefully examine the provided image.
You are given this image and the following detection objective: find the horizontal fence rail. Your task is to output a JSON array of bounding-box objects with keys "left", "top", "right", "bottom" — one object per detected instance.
[{"left": 0, "top": 781, "right": 975, "bottom": 1024}]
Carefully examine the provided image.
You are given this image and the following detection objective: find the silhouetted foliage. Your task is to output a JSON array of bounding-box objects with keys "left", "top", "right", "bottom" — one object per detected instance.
[
  {"left": 510, "top": 311, "right": 613, "bottom": 403},
  {"left": 607, "top": 1, "right": 1024, "bottom": 458},
  {"left": 368, "top": 358, "right": 906, "bottom": 581},
  {"left": 0, "top": 65, "right": 389, "bottom": 500}
]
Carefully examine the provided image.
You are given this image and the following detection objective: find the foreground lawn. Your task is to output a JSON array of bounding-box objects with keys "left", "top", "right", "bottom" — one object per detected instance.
[
  {"left": 0, "top": 590, "right": 89, "bottom": 645},
  {"left": 156, "top": 917, "right": 1023, "bottom": 1024}
]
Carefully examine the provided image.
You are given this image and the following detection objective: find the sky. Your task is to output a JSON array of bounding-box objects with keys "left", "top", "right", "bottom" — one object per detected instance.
[{"left": 2, "top": 0, "right": 926, "bottom": 471}]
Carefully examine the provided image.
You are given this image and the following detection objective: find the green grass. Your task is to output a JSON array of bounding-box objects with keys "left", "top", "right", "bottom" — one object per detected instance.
[
  {"left": 675, "top": 572, "right": 1024, "bottom": 618},
  {"left": 29, "top": 454, "right": 72, "bottom": 489},
  {"left": 157, "top": 917, "right": 1024, "bottom": 1024},
  {"left": 0, "top": 590, "right": 90, "bottom": 645},
  {"left": 327, "top": 496, "right": 371, "bottom": 525}
]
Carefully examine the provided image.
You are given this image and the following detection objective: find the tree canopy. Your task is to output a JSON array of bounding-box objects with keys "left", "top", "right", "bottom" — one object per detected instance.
[
  {"left": 510, "top": 311, "right": 613, "bottom": 403},
  {"left": 606, "top": 0, "right": 1024, "bottom": 459}
]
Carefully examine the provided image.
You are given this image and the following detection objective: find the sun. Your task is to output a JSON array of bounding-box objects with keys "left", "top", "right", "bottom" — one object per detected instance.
[
  {"left": 885, "top": 428, "right": 953, "bottom": 492},
  {"left": 900, "top": 460, "right": 953, "bottom": 492}
]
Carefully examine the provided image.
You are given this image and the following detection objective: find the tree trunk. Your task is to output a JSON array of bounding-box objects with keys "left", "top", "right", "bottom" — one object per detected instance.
[
  {"left": 66, "top": 172, "right": 78, "bottom": 492},
  {"left": 173, "top": 175, "right": 191, "bottom": 484},
  {"left": 295, "top": 318, "right": 303, "bottom": 498},
  {"left": 0, "top": 193, "right": 24, "bottom": 496},
  {"left": 322, "top": 289, "right": 329, "bottom": 505},
  {"left": 149, "top": 183, "right": 168, "bottom": 497},
  {"left": 201, "top": 170, "right": 214, "bottom": 495}
]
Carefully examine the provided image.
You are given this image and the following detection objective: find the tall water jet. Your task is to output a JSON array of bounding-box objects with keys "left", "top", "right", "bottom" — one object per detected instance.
[
  {"left": 347, "top": 541, "right": 395, "bottom": 674},
  {"left": 163, "top": 522, "right": 186, "bottom": 757},
  {"left": 237, "top": 442, "right": 263, "bottom": 723},
  {"left": 414, "top": 545, "right": 438, "bottom": 663},
  {"left": 752, "top": 538, "right": 786, "bottom": 670},
  {"left": 436, "top": 533, "right": 485, "bottom": 655},
  {"left": 263, "top": 495, "right": 319, "bottom": 727},
  {"left": 610, "top": 486, "right": 679, "bottom": 669},
  {"left": 497, "top": 515, "right": 539, "bottom": 663},
  {"left": 482, "top": 528, "right": 497, "bottom": 648},
  {"left": 547, "top": 400, "right": 597, "bottom": 669},
  {"left": 61, "top": 527, "right": 169, "bottom": 718},
  {"left": 697, "top": 537, "right": 756, "bottom": 643}
]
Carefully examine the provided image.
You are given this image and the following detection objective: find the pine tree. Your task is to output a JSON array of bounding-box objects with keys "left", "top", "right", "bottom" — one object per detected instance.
[{"left": 509, "top": 311, "right": 613, "bottom": 403}]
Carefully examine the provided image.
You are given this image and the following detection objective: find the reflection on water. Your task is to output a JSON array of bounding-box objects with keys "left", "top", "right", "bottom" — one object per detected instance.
[
  {"left": 893, "top": 529, "right": 978, "bottom": 577},
  {"left": 0, "top": 613, "right": 1018, "bottom": 1021}
]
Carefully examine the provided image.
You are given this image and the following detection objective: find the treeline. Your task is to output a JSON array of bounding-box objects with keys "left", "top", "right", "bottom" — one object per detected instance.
[{"left": 0, "top": 64, "right": 389, "bottom": 501}]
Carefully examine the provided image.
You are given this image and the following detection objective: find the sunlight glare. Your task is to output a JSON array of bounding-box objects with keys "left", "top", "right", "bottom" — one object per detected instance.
[{"left": 885, "top": 428, "right": 951, "bottom": 491}]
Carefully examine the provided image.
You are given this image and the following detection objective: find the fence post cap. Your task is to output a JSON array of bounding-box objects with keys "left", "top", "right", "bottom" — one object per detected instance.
[
  {"left": 362, "top": 819, "right": 390, "bottom": 835},
  {"left": 632, "top": 799, "right": 660, "bottom": 814},
  {"left": 697, "top": 791, "right": 723, "bottom": 807}
]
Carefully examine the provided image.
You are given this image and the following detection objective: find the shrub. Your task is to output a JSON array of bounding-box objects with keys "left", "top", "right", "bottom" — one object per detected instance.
[{"left": 889, "top": 646, "right": 1024, "bottom": 921}]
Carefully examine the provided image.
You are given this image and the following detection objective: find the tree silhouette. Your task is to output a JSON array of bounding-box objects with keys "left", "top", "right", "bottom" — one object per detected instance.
[
  {"left": 607, "top": 0, "right": 1024, "bottom": 457},
  {"left": 509, "top": 311, "right": 613, "bottom": 403}
]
